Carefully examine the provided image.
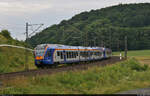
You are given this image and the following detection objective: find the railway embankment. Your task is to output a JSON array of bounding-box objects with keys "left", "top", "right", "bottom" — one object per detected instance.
[
  {"left": 0, "top": 57, "right": 150, "bottom": 94},
  {"left": 0, "top": 56, "right": 123, "bottom": 80},
  {"left": 0, "top": 30, "right": 35, "bottom": 73}
]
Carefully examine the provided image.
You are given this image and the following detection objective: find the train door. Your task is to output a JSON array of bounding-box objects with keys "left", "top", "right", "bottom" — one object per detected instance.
[
  {"left": 88, "top": 51, "right": 91, "bottom": 60},
  {"left": 44, "top": 49, "right": 54, "bottom": 64},
  {"left": 103, "top": 48, "right": 106, "bottom": 58},
  {"left": 63, "top": 50, "right": 66, "bottom": 63}
]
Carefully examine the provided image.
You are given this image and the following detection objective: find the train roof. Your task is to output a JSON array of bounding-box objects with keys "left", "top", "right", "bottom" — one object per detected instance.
[{"left": 36, "top": 44, "right": 105, "bottom": 50}]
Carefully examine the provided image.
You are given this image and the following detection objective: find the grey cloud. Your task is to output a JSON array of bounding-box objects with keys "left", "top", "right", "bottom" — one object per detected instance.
[{"left": 0, "top": 0, "right": 150, "bottom": 40}]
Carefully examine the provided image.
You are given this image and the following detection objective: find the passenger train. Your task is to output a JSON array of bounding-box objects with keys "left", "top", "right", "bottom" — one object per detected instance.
[{"left": 34, "top": 44, "right": 112, "bottom": 68}]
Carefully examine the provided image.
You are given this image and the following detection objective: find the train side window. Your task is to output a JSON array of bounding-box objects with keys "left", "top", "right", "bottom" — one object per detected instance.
[
  {"left": 68, "top": 52, "right": 70, "bottom": 58},
  {"left": 71, "top": 52, "right": 73, "bottom": 58},
  {"left": 57, "top": 51, "right": 60, "bottom": 56},
  {"left": 73, "top": 52, "right": 74, "bottom": 58},
  {"left": 67, "top": 52, "right": 69, "bottom": 58},
  {"left": 70, "top": 52, "right": 72, "bottom": 58},
  {"left": 82, "top": 51, "right": 84, "bottom": 57},
  {"left": 86, "top": 51, "right": 87, "bottom": 57},
  {"left": 69, "top": 52, "right": 70, "bottom": 58},
  {"left": 74, "top": 52, "right": 76, "bottom": 58},
  {"left": 94, "top": 52, "right": 96, "bottom": 56},
  {"left": 76, "top": 52, "right": 78, "bottom": 56},
  {"left": 80, "top": 52, "right": 82, "bottom": 57},
  {"left": 82, "top": 52, "right": 84, "bottom": 57},
  {"left": 60, "top": 52, "right": 63, "bottom": 59},
  {"left": 73, "top": 52, "right": 75, "bottom": 58},
  {"left": 72, "top": 52, "right": 74, "bottom": 58},
  {"left": 70, "top": 51, "right": 72, "bottom": 58},
  {"left": 83, "top": 51, "right": 84, "bottom": 57},
  {"left": 90, "top": 52, "right": 92, "bottom": 56},
  {"left": 69, "top": 52, "right": 71, "bottom": 58},
  {"left": 84, "top": 51, "right": 86, "bottom": 57}
]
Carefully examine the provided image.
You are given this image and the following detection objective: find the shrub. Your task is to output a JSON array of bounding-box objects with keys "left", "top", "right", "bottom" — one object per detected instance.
[
  {"left": 1, "top": 30, "right": 12, "bottom": 39},
  {"left": 127, "top": 58, "right": 148, "bottom": 71}
]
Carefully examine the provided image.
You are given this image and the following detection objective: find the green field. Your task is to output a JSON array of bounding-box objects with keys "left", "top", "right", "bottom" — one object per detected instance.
[
  {"left": 0, "top": 50, "right": 150, "bottom": 94},
  {"left": 113, "top": 50, "right": 150, "bottom": 67},
  {"left": 113, "top": 50, "right": 150, "bottom": 57}
]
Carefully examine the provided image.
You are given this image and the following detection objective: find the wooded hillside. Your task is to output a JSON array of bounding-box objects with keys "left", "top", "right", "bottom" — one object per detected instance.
[{"left": 28, "top": 3, "right": 150, "bottom": 51}]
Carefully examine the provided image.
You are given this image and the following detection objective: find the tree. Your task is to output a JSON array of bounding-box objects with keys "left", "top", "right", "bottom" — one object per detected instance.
[{"left": 1, "top": 30, "right": 12, "bottom": 39}]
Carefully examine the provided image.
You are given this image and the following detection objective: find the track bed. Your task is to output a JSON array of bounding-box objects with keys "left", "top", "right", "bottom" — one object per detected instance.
[{"left": 0, "top": 56, "right": 124, "bottom": 80}]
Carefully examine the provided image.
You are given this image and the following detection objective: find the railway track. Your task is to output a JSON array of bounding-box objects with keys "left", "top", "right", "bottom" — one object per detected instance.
[{"left": 0, "top": 56, "right": 124, "bottom": 80}]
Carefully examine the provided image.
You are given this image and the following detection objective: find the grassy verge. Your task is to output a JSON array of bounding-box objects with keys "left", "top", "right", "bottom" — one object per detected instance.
[
  {"left": 0, "top": 47, "right": 35, "bottom": 73},
  {"left": 0, "top": 58, "right": 150, "bottom": 94},
  {"left": 113, "top": 50, "right": 150, "bottom": 66},
  {"left": 0, "top": 32, "right": 35, "bottom": 73},
  {"left": 113, "top": 50, "right": 150, "bottom": 57}
]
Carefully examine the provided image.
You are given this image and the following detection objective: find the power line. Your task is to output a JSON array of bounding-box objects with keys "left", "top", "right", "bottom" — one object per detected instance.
[
  {"left": 24, "top": 22, "right": 44, "bottom": 71},
  {"left": 124, "top": 36, "right": 128, "bottom": 59},
  {"left": 0, "top": 44, "right": 34, "bottom": 52}
]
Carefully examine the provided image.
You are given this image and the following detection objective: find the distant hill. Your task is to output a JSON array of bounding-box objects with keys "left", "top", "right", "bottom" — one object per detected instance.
[
  {"left": 28, "top": 3, "right": 150, "bottom": 51},
  {"left": 0, "top": 30, "right": 35, "bottom": 73}
]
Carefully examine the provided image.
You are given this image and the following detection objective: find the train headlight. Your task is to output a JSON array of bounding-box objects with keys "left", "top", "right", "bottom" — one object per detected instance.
[{"left": 36, "top": 56, "right": 43, "bottom": 60}]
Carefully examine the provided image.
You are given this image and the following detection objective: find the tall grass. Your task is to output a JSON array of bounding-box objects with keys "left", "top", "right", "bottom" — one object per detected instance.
[
  {"left": 0, "top": 46, "right": 35, "bottom": 73},
  {"left": 0, "top": 34, "right": 35, "bottom": 73},
  {"left": 1, "top": 58, "right": 150, "bottom": 94}
]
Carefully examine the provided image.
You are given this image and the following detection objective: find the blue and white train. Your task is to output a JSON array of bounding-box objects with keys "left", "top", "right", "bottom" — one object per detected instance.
[{"left": 34, "top": 44, "right": 112, "bottom": 68}]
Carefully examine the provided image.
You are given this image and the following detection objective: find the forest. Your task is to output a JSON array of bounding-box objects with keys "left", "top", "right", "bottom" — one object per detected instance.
[{"left": 28, "top": 3, "right": 150, "bottom": 51}]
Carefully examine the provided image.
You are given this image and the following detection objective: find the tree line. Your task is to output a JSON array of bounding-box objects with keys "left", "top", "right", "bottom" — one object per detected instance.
[{"left": 28, "top": 3, "right": 150, "bottom": 51}]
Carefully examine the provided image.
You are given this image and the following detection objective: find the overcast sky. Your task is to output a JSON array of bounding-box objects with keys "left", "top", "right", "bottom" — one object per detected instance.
[{"left": 0, "top": 0, "right": 150, "bottom": 40}]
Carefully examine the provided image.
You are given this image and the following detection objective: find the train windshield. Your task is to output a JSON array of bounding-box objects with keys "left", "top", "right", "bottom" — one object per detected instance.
[{"left": 35, "top": 44, "right": 47, "bottom": 56}]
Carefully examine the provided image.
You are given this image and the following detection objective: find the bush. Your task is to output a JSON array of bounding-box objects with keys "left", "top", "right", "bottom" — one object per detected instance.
[
  {"left": 127, "top": 58, "right": 148, "bottom": 71},
  {"left": 1, "top": 30, "right": 12, "bottom": 39}
]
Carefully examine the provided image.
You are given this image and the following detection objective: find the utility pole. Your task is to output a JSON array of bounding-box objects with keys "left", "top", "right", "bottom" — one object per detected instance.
[
  {"left": 24, "top": 22, "right": 44, "bottom": 71},
  {"left": 117, "top": 38, "right": 120, "bottom": 52},
  {"left": 101, "top": 40, "right": 104, "bottom": 47},
  {"left": 109, "top": 28, "right": 112, "bottom": 49},
  {"left": 67, "top": 24, "right": 85, "bottom": 46},
  {"left": 124, "top": 36, "right": 127, "bottom": 59},
  {"left": 94, "top": 37, "right": 96, "bottom": 47},
  {"left": 25, "top": 22, "right": 29, "bottom": 71},
  {"left": 62, "top": 26, "right": 65, "bottom": 44},
  {"left": 85, "top": 31, "right": 88, "bottom": 47}
]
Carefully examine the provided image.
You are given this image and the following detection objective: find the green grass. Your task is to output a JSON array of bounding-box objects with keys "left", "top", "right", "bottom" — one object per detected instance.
[
  {"left": 1, "top": 58, "right": 150, "bottom": 94},
  {"left": 113, "top": 50, "right": 150, "bottom": 57},
  {"left": 113, "top": 50, "right": 150, "bottom": 66},
  {"left": 1, "top": 30, "right": 150, "bottom": 94},
  {"left": 0, "top": 34, "right": 35, "bottom": 73},
  {"left": 0, "top": 47, "right": 35, "bottom": 73}
]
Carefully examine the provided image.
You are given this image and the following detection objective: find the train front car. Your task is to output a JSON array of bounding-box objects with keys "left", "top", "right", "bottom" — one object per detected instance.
[{"left": 34, "top": 44, "right": 54, "bottom": 68}]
